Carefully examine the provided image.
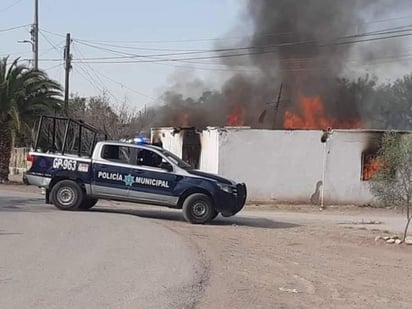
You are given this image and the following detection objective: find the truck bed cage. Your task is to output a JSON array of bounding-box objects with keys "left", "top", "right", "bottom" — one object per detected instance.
[{"left": 34, "top": 115, "right": 108, "bottom": 157}]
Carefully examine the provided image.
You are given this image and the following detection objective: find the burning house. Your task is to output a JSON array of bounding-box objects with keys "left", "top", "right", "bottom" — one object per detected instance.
[
  {"left": 148, "top": 0, "right": 411, "bottom": 205},
  {"left": 151, "top": 127, "right": 411, "bottom": 205}
]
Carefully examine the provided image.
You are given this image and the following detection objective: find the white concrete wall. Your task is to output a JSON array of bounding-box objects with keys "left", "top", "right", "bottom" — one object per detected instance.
[
  {"left": 152, "top": 126, "right": 383, "bottom": 205},
  {"left": 199, "top": 128, "right": 219, "bottom": 174},
  {"left": 215, "top": 129, "right": 325, "bottom": 203},
  {"left": 213, "top": 128, "right": 378, "bottom": 205},
  {"left": 151, "top": 128, "right": 183, "bottom": 158},
  {"left": 323, "top": 131, "right": 375, "bottom": 204}
]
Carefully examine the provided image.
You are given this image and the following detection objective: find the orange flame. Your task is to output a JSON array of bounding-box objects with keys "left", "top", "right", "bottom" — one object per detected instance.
[
  {"left": 179, "top": 113, "right": 190, "bottom": 127},
  {"left": 227, "top": 106, "right": 246, "bottom": 126},
  {"left": 363, "top": 156, "right": 383, "bottom": 181},
  {"left": 284, "top": 96, "right": 361, "bottom": 129}
]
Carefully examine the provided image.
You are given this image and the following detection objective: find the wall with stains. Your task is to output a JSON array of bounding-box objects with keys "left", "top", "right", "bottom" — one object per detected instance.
[
  {"left": 210, "top": 128, "right": 382, "bottom": 205},
  {"left": 199, "top": 128, "right": 220, "bottom": 174},
  {"left": 151, "top": 128, "right": 183, "bottom": 158},
  {"left": 151, "top": 126, "right": 396, "bottom": 205}
]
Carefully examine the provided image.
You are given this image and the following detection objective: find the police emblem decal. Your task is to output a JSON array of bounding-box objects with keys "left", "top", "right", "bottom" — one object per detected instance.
[{"left": 123, "top": 174, "right": 135, "bottom": 186}]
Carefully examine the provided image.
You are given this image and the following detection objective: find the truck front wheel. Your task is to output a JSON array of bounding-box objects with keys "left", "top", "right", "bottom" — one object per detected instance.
[
  {"left": 51, "top": 180, "right": 84, "bottom": 211},
  {"left": 182, "top": 193, "right": 217, "bottom": 224}
]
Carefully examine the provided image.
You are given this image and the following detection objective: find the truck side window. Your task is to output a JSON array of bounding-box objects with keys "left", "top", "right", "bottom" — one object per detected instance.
[
  {"left": 136, "top": 149, "right": 163, "bottom": 168},
  {"left": 102, "top": 145, "right": 131, "bottom": 164}
]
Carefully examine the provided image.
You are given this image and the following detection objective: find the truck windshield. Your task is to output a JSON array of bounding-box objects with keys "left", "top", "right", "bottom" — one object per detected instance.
[{"left": 159, "top": 149, "right": 192, "bottom": 170}]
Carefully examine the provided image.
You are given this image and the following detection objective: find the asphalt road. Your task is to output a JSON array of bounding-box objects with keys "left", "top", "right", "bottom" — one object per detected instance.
[
  {"left": 1, "top": 187, "right": 409, "bottom": 309},
  {"left": 0, "top": 190, "right": 204, "bottom": 309}
]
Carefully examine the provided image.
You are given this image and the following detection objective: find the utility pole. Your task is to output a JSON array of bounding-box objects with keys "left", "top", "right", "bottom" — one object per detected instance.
[
  {"left": 18, "top": 0, "right": 38, "bottom": 68},
  {"left": 272, "top": 83, "right": 283, "bottom": 129},
  {"left": 32, "top": 0, "right": 39, "bottom": 70},
  {"left": 64, "top": 33, "right": 72, "bottom": 115}
]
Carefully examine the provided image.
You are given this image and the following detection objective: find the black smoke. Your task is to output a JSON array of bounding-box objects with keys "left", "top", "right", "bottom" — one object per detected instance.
[{"left": 151, "top": 0, "right": 409, "bottom": 129}]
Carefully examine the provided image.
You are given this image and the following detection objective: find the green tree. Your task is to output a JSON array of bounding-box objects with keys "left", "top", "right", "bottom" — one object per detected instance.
[
  {"left": 370, "top": 132, "right": 412, "bottom": 241},
  {"left": 0, "top": 57, "right": 62, "bottom": 182}
]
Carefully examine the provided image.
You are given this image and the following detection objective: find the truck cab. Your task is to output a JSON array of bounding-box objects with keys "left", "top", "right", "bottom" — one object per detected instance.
[{"left": 25, "top": 116, "right": 246, "bottom": 224}]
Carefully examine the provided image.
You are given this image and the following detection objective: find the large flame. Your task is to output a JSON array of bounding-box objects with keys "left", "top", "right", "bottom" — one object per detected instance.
[
  {"left": 284, "top": 96, "right": 361, "bottom": 129},
  {"left": 179, "top": 113, "right": 190, "bottom": 127},
  {"left": 227, "top": 106, "right": 246, "bottom": 126},
  {"left": 363, "top": 156, "right": 383, "bottom": 181}
]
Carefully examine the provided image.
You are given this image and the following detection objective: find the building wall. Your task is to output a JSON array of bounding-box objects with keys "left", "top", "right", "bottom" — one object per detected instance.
[
  {"left": 322, "top": 131, "right": 376, "bottom": 205},
  {"left": 199, "top": 128, "right": 219, "bottom": 174},
  {"left": 151, "top": 128, "right": 183, "bottom": 158},
  {"left": 214, "top": 129, "right": 378, "bottom": 205},
  {"left": 152, "top": 127, "right": 385, "bottom": 205},
  {"left": 216, "top": 129, "right": 325, "bottom": 203}
]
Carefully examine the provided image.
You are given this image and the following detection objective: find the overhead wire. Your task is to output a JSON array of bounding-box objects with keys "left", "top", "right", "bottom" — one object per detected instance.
[
  {"left": 35, "top": 23, "right": 412, "bottom": 78},
  {"left": 43, "top": 63, "right": 63, "bottom": 71},
  {"left": 43, "top": 24, "right": 412, "bottom": 66},
  {"left": 39, "top": 30, "right": 64, "bottom": 54},
  {"left": 74, "top": 66, "right": 105, "bottom": 95},
  {"left": 0, "top": 24, "right": 30, "bottom": 32},
  {"left": 68, "top": 32, "right": 412, "bottom": 64},
  {"left": 73, "top": 42, "right": 156, "bottom": 100},
  {"left": 0, "top": 0, "right": 24, "bottom": 13},
  {"left": 43, "top": 15, "right": 412, "bottom": 45},
  {"left": 39, "top": 23, "right": 412, "bottom": 68},
  {"left": 72, "top": 43, "right": 124, "bottom": 104}
]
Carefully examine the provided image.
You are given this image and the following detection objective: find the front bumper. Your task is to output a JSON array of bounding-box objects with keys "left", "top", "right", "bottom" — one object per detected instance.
[{"left": 218, "top": 183, "right": 247, "bottom": 217}]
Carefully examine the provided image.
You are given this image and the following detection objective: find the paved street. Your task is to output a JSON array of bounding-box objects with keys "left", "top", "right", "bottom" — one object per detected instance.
[
  {"left": 1, "top": 186, "right": 411, "bottom": 309},
  {"left": 0, "top": 190, "right": 203, "bottom": 309}
]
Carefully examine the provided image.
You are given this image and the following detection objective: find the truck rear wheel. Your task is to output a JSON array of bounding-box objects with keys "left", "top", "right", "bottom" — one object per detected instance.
[
  {"left": 182, "top": 193, "right": 217, "bottom": 224},
  {"left": 79, "top": 198, "right": 98, "bottom": 210},
  {"left": 51, "top": 180, "right": 84, "bottom": 211}
]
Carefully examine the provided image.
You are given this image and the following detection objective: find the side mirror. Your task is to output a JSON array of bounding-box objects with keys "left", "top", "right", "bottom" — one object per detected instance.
[{"left": 160, "top": 161, "right": 173, "bottom": 172}]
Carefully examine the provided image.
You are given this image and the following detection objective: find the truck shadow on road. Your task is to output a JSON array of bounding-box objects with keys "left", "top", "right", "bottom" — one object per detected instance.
[
  {"left": 0, "top": 198, "right": 51, "bottom": 213},
  {"left": 91, "top": 207, "right": 299, "bottom": 229}
]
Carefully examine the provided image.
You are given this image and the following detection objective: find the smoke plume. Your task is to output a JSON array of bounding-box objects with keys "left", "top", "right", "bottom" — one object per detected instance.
[{"left": 152, "top": 0, "right": 409, "bottom": 130}]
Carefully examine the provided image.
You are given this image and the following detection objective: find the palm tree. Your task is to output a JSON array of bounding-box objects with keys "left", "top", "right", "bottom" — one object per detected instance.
[{"left": 0, "top": 57, "right": 63, "bottom": 182}]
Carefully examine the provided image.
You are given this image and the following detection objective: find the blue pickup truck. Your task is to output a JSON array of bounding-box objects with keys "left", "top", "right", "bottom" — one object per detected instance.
[{"left": 25, "top": 116, "right": 246, "bottom": 224}]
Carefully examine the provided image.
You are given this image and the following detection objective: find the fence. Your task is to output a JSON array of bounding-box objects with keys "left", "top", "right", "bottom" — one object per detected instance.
[{"left": 9, "top": 147, "right": 29, "bottom": 174}]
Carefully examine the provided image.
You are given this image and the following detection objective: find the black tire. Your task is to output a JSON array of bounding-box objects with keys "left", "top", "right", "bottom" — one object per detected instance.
[
  {"left": 79, "top": 198, "right": 98, "bottom": 210},
  {"left": 182, "top": 193, "right": 216, "bottom": 224},
  {"left": 50, "top": 180, "right": 84, "bottom": 211}
]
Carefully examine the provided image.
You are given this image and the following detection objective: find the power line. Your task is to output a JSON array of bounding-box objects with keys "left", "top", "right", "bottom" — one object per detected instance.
[
  {"left": 68, "top": 32, "right": 412, "bottom": 64},
  {"left": 41, "top": 23, "right": 412, "bottom": 63},
  {"left": 44, "top": 63, "right": 63, "bottom": 71},
  {"left": 41, "top": 15, "right": 412, "bottom": 45},
  {"left": 33, "top": 24, "right": 412, "bottom": 74},
  {"left": 63, "top": 26, "right": 412, "bottom": 62},
  {"left": 39, "top": 30, "right": 63, "bottom": 53},
  {"left": 0, "top": 0, "right": 23, "bottom": 13},
  {"left": 0, "top": 24, "right": 30, "bottom": 32},
  {"left": 74, "top": 66, "right": 105, "bottom": 95},
  {"left": 73, "top": 44, "right": 125, "bottom": 105},
  {"left": 74, "top": 40, "right": 210, "bottom": 52},
  {"left": 73, "top": 43, "right": 156, "bottom": 100}
]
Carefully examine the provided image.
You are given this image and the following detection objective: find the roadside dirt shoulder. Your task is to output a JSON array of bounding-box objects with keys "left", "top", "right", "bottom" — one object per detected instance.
[{"left": 159, "top": 213, "right": 412, "bottom": 309}]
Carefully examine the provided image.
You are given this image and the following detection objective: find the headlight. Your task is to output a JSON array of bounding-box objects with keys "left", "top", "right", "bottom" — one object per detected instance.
[{"left": 217, "top": 183, "right": 233, "bottom": 193}]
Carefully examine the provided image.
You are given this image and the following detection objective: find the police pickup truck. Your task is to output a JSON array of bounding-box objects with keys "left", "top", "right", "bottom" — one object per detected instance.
[{"left": 25, "top": 116, "right": 246, "bottom": 224}]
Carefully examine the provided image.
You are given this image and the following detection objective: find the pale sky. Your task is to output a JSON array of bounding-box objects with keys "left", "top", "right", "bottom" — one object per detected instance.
[
  {"left": 1, "top": 0, "right": 412, "bottom": 112},
  {"left": 1, "top": 0, "right": 244, "bottom": 111}
]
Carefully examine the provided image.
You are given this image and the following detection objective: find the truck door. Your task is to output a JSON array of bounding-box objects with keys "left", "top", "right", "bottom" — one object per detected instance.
[
  {"left": 128, "top": 148, "right": 181, "bottom": 206},
  {"left": 92, "top": 144, "right": 134, "bottom": 199}
]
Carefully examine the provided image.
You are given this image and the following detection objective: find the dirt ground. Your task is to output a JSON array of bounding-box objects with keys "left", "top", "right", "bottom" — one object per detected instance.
[
  {"left": 174, "top": 218, "right": 412, "bottom": 309},
  {"left": 2, "top": 181, "right": 412, "bottom": 308},
  {"left": 88, "top": 201, "right": 412, "bottom": 309},
  {"left": 131, "top": 204, "right": 411, "bottom": 309}
]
